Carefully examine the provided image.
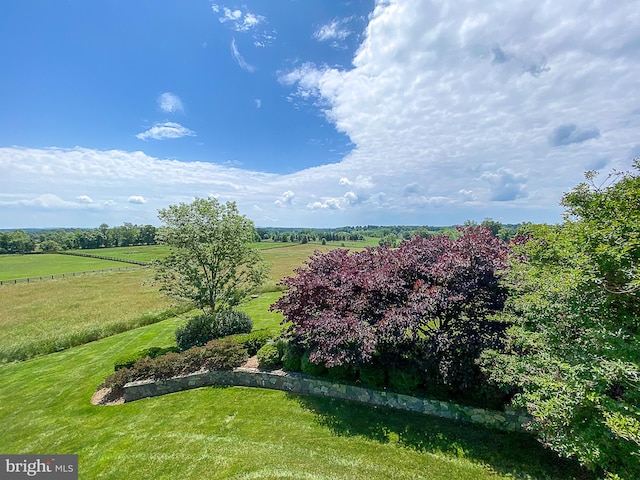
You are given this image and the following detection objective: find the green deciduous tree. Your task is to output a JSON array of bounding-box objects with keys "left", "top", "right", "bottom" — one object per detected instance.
[
  {"left": 154, "top": 198, "right": 268, "bottom": 313},
  {"left": 481, "top": 163, "right": 640, "bottom": 479}
]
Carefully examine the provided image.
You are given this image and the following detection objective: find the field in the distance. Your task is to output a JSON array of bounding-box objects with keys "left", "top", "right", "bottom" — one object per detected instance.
[
  {"left": 0, "top": 242, "right": 346, "bottom": 363},
  {"left": 0, "top": 253, "right": 133, "bottom": 282},
  {"left": 73, "top": 241, "right": 374, "bottom": 290},
  {"left": 0, "top": 268, "right": 186, "bottom": 363}
]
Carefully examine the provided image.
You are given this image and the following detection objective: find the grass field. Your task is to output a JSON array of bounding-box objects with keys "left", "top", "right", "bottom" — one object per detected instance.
[
  {"left": 0, "top": 243, "right": 338, "bottom": 363},
  {"left": 0, "top": 253, "right": 134, "bottom": 282},
  {"left": 0, "top": 310, "right": 585, "bottom": 479},
  {"left": 0, "top": 268, "right": 183, "bottom": 363},
  {"left": 73, "top": 242, "right": 370, "bottom": 291}
]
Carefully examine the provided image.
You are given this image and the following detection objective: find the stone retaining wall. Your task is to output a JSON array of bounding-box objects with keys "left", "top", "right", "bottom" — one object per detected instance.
[{"left": 123, "top": 367, "right": 531, "bottom": 432}]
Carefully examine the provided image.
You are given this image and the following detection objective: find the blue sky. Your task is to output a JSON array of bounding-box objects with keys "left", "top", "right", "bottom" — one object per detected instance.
[{"left": 1, "top": 0, "right": 639, "bottom": 229}]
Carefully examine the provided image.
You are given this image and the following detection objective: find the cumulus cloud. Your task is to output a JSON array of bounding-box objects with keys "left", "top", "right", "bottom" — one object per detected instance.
[
  {"left": 275, "top": 190, "right": 296, "bottom": 207},
  {"left": 157, "top": 92, "right": 184, "bottom": 114},
  {"left": 76, "top": 195, "right": 93, "bottom": 204},
  {"left": 136, "top": 122, "right": 196, "bottom": 141},
  {"left": 281, "top": 0, "right": 637, "bottom": 216},
  {"left": 231, "top": 39, "right": 255, "bottom": 72},
  {"left": 307, "top": 191, "right": 358, "bottom": 210},
  {"left": 480, "top": 169, "right": 528, "bottom": 202},
  {"left": 128, "top": 195, "right": 147, "bottom": 204},
  {"left": 548, "top": 124, "right": 601, "bottom": 147}
]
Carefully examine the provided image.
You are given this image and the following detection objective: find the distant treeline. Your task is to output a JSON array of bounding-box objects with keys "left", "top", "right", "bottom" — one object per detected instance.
[
  {"left": 259, "top": 218, "right": 522, "bottom": 246},
  {"left": 0, "top": 218, "right": 524, "bottom": 254},
  {"left": 0, "top": 223, "right": 158, "bottom": 254}
]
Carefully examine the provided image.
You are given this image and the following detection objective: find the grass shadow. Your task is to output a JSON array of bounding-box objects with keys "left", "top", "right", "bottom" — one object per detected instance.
[{"left": 288, "top": 393, "right": 592, "bottom": 480}]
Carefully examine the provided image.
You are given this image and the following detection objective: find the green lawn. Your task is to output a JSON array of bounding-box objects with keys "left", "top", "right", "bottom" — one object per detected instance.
[
  {"left": 0, "top": 253, "right": 134, "bottom": 282},
  {"left": 0, "top": 315, "right": 585, "bottom": 479}
]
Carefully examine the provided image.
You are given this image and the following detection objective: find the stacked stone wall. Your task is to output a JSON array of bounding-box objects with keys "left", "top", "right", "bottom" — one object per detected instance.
[{"left": 123, "top": 367, "right": 530, "bottom": 432}]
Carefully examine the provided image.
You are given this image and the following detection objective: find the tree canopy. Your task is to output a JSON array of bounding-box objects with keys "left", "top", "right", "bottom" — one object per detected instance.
[
  {"left": 154, "top": 198, "right": 268, "bottom": 313},
  {"left": 481, "top": 163, "right": 640, "bottom": 479},
  {"left": 273, "top": 227, "right": 511, "bottom": 394}
]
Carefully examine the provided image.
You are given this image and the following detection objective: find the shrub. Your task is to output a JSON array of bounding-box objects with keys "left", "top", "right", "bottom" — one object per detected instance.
[
  {"left": 175, "top": 314, "right": 216, "bottom": 351},
  {"left": 227, "top": 329, "right": 273, "bottom": 355},
  {"left": 210, "top": 310, "right": 253, "bottom": 338},
  {"left": 175, "top": 310, "right": 253, "bottom": 351},
  {"left": 282, "top": 342, "right": 303, "bottom": 372},
  {"left": 114, "top": 346, "right": 179, "bottom": 371},
  {"left": 200, "top": 338, "right": 248, "bottom": 370},
  {"left": 100, "top": 338, "right": 248, "bottom": 398},
  {"left": 388, "top": 367, "right": 421, "bottom": 394},
  {"left": 257, "top": 342, "right": 282, "bottom": 370},
  {"left": 327, "top": 364, "right": 357, "bottom": 381},
  {"left": 300, "top": 351, "right": 327, "bottom": 376},
  {"left": 359, "top": 365, "right": 385, "bottom": 387}
]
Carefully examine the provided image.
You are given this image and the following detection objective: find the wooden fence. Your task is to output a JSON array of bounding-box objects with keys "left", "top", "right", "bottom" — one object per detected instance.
[{"left": 57, "top": 251, "right": 149, "bottom": 266}]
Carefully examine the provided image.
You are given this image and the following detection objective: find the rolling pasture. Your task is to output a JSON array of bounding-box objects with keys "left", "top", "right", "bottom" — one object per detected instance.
[
  {"left": 0, "top": 244, "right": 586, "bottom": 479},
  {"left": 0, "top": 253, "right": 133, "bottom": 282}
]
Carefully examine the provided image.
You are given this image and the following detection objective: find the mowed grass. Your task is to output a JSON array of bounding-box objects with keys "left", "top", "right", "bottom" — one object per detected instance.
[
  {"left": 0, "top": 314, "right": 585, "bottom": 480},
  {"left": 0, "top": 253, "right": 135, "bottom": 282},
  {"left": 0, "top": 268, "right": 185, "bottom": 363}
]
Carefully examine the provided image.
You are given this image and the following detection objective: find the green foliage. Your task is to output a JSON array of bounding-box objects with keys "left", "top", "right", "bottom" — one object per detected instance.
[
  {"left": 175, "top": 310, "right": 253, "bottom": 351},
  {"left": 327, "top": 363, "right": 357, "bottom": 381},
  {"left": 256, "top": 342, "right": 282, "bottom": 370},
  {"left": 388, "top": 367, "right": 422, "bottom": 394},
  {"left": 358, "top": 364, "right": 386, "bottom": 388},
  {"left": 102, "top": 338, "right": 248, "bottom": 397},
  {"left": 114, "top": 346, "right": 179, "bottom": 371},
  {"left": 481, "top": 163, "right": 640, "bottom": 479},
  {"left": 175, "top": 314, "right": 215, "bottom": 351},
  {"left": 281, "top": 342, "right": 303, "bottom": 372},
  {"left": 300, "top": 351, "right": 327, "bottom": 376},
  {"left": 154, "top": 198, "right": 268, "bottom": 313},
  {"left": 226, "top": 329, "right": 274, "bottom": 355},
  {"left": 210, "top": 310, "right": 253, "bottom": 338}
]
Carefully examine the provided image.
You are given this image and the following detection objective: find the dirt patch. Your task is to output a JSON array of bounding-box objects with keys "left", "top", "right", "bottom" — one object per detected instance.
[
  {"left": 91, "top": 387, "right": 124, "bottom": 406},
  {"left": 241, "top": 355, "right": 259, "bottom": 369}
]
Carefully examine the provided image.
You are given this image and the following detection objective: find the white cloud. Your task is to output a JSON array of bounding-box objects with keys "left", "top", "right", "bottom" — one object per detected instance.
[
  {"left": 136, "top": 122, "right": 196, "bottom": 141},
  {"left": 307, "top": 191, "right": 358, "bottom": 210},
  {"left": 157, "top": 92, "right": 184, "bottom": 114},
  {"left": 231, "top": 39, "right": 255, "bottom": 72},
  {"left": 2, "top": 1, "right": 640, "bottom": 228},
  {"left": 128, "top": 195, "right": 147, "bottom": 204},
  {"left": 281, "top": 0, "right": 639, "bottom": 219},
  {"left": 275, "top": 190, "right": 295, "bottom": 207},
  {"left": 0, "top": 193, "right": 98, "bottom": 210},
  {"left": 314, "top": 18, "right": 352, "bottom": 46},
  {"left": 255, "top": 99, "right": 262, "bottom": 109},
  {"left": 216, "top": 6, "right": 264, "bottom": 32}
]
